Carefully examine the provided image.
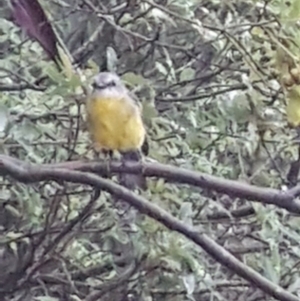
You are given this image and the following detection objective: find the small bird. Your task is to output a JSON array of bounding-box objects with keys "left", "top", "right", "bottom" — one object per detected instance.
[{"left": 86, "top": 72, "right": 146, "bottom": 190}]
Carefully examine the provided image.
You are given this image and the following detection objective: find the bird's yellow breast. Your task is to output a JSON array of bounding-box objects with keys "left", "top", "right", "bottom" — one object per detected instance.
[{"left": 86, "top": 95, "right": 145, "bottom": 152}]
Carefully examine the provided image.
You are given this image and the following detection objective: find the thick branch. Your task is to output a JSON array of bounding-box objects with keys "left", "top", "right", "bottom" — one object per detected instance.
[
  {"left": 1, "top": 155, "right": 297, "bottom": 213},
  {"left": 0, "top": 155, "right": 298, "bottom": 301}
]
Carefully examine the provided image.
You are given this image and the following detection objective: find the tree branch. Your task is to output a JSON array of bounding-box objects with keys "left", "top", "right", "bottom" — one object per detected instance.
[
  {"left": 0, "top": 155, "right": 298, "bottom": 301},
  {"left": 1, "top": 155, "right": 298, "bottom": 213}
]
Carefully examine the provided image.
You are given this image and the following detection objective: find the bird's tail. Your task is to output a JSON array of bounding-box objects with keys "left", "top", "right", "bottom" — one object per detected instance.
[
  {"left": 118, "top": 150, "right": 146, "bottom": 190},
  {"left": 113, "top": 151, "right": 145, "bottom": 266}
]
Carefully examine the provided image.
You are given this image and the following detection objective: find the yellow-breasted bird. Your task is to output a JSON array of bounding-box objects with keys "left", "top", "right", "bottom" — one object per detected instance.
[
  {"left": 86, "top": 72, "right": 146, "bottom": 190},
  {"left": 10, "top": 1, "right": 146, "bottom": 189}
]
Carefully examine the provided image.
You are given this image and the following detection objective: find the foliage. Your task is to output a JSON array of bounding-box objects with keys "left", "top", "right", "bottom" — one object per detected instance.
[{"left": 1, "top": 0, "right": 300, "bottom": 300}]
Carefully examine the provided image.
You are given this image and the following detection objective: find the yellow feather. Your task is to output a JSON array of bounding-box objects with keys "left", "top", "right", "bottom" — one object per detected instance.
[{"left": 86, "top": 95, "right": 145, "bottom": 151}]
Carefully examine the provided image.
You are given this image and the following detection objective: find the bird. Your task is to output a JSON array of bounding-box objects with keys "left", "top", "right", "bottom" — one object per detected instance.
[{"left": 86, "top": 72, "right": 147, "bottom": 190}]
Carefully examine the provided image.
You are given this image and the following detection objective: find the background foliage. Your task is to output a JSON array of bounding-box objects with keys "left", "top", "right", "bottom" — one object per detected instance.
[{"left": 1, "top": 0, "right": 300, "bottom": 300}]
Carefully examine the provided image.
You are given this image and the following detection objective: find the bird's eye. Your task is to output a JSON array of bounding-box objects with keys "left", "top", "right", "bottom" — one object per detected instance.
[
  {"left": 92, "top": 80, "right": 117, "bottom": 90},
  {"left": 92, "top": 82, "right": 105, "bottom": 90},
  {"left": 108, "top": 80, "right": 116, "bottom": 87}
]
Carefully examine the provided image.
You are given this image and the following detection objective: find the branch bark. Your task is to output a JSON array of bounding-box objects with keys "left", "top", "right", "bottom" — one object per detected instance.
[
  {"left": 1, "top": 155, "right": 298, "bottom": 213},
  {"left": 0, "top": 155, "right": 299, "bottom": 301}
]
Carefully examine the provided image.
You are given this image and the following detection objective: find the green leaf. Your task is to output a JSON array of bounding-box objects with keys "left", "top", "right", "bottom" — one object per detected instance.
[
  {"left": 122, "top": 72, "right": 148, "bottom": 87},
  {"left": 106, "top": 46, "right": 118, "bottom": 73},
  {"left": 35, "top": 297, "right": 60, "bottom": 301},
  {"left": 180, "top": 68, "right": 196, "bottom": 81},
  {"left": 0, "top": 103, "right": 9, "bottom": 133},
  {"left": 155, "top": 61, "right": 168, "bottom": 75}
]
